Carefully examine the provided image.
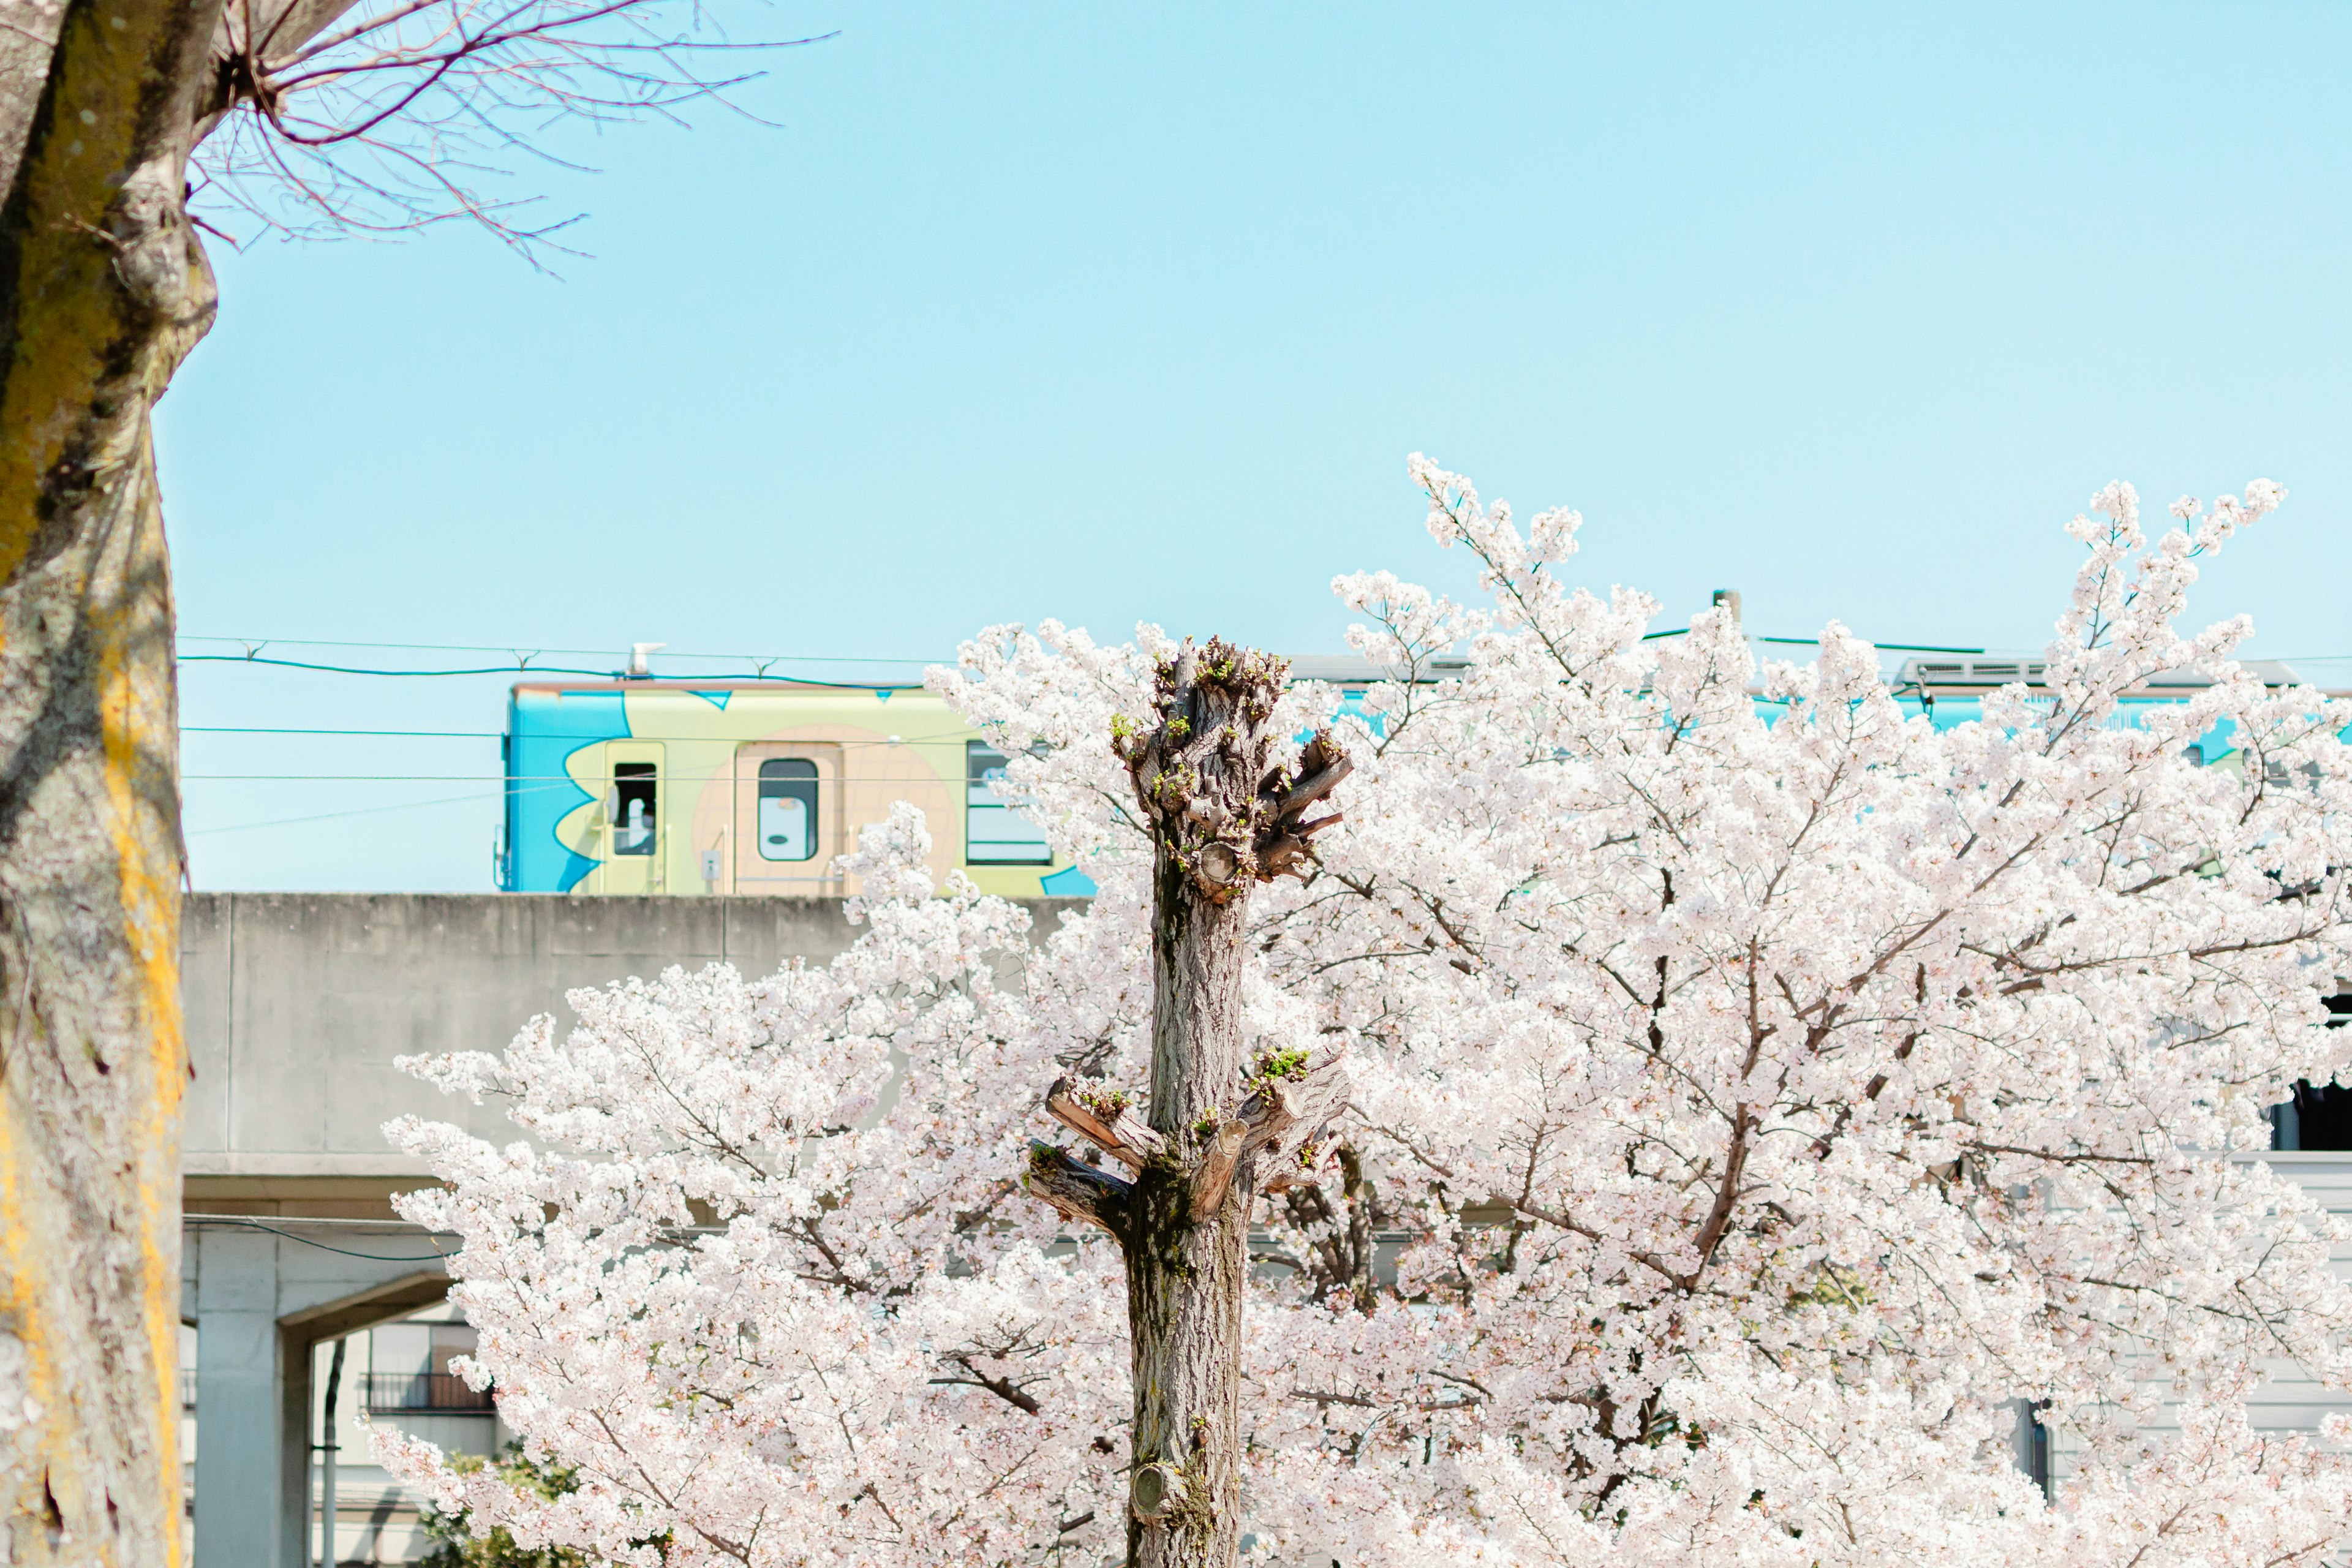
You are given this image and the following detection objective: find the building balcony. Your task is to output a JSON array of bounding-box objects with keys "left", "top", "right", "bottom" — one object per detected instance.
[{"left": 360, "top": 1372, "right": 492, "bottom": 1413}]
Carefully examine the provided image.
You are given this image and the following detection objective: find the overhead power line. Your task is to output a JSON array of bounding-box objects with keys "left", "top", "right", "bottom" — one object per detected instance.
[
  {"left": 187, "top": 788, "right": 517, "bottom": 836},
  {"left": 179, "top": 653, "right": 928, "bottom": 687},
  {"left": 181, "top": 1215, "right": 451, "bottom": 1262},
  {"left": 1755, "top": 637, "right": 1988, "bottom": 652},
  {"left": 176, "top": 640, "right": 2352, "bottom": 681},
  {"left": 180, "top": 635, "right": 940, "bottom": 667},
  {"left": 183, "top": 726, "right": 502, "bottom": 737},
  {"left": 189, "top": 767, "right": 971, "bottom": 779},
  {"left": 181, "top": 729, "right": 976, "bottom": 749}
]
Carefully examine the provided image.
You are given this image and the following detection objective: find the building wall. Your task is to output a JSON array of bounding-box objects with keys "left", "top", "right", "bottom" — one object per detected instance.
[
  {"left": 182, "top": 891, "right": 1079, "bottom": 1201},
  {"left": 180, "top": 891, "right": 1080, "bottom": 1568}
]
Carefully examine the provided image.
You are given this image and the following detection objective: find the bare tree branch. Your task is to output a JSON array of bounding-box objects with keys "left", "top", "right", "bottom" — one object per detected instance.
[{"left": 187, "top": 0, "right": 830, "bottom": 260}]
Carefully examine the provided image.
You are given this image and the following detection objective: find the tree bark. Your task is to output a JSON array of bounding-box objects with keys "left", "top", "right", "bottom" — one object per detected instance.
[
  {"left": 0, "top": 0, "right": 230, "bottom": 1561},
  {"left": 1065, "top": 640, "right": 1347, "bottom": 1568},
  {"left": 0, "top": 0, "right": 383, "bottom": 1553},
  {"left": 1123, "top": 842, "right": 1251, "bottom": 1568}
]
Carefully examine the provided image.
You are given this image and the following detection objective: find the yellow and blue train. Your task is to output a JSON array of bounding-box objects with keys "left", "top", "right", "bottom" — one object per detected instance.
[
  {"left": 496, "top": 678, "right": 1099, "bottom": 899},
  {"left": 496, "top": 657, "right": 2310, "bottom": 899}
]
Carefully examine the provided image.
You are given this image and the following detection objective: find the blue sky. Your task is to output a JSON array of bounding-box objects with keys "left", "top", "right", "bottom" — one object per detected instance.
[{"left": 164, "top": 2, "right": 2352, "bottom": 890}]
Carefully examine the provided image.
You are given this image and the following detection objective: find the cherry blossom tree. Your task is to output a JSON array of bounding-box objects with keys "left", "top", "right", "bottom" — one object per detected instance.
[{"left": 383, "top": 459, "right": 2352, "bottom": 1567}]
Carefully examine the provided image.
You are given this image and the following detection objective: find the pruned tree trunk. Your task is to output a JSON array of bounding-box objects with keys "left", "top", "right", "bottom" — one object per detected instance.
[
  {"left": 1028, "top": 639, "right": 1351, "bottom": 1568},
  {"left": 1121, "top": 837, "right": 1253, "bottom": 1568},
  {"left": 0, "top": 0, "right": 232, "bottom": 1559}
]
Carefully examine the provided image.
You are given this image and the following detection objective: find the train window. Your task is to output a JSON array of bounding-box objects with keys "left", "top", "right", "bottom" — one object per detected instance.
[
  {"left": 611, "top": 763, "right": 657, "bottom": 856},
  {"left": 757, "top": 759, "right": 819, "bottom": 861},
  {"left": 967, "top": 743, "right": 1051, "bottom": 864}
]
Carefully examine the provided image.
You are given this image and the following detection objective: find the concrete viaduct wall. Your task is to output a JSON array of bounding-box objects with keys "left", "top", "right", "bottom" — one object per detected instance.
[{"left": 178, "top": 892, "right": 1076, "bottom": 1568}]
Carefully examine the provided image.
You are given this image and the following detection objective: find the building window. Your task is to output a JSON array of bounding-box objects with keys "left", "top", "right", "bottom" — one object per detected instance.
[
  {"left": 363, "top": 1319, "right": 491, "bottom": 1412},
  {"left": 967, "top": 742, "right": 1051, "bottom": 864},
  {"left": 757, "top": 759, "right": 819, "bottom": 862},
  {"left": 611, "top": 762, "right": 657, "bottom": 856},
  {"left": 2272, "top": 993, "right": 2352, "bottom": 1150}
]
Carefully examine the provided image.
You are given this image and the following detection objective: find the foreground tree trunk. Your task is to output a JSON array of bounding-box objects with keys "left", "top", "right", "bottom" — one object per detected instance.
[
  {"left": 1121, "top": 808, "right": 1253, "bottom": 1567},
  {"left": 1029, "top": 640, "right": 1350, "bottom": 1568},
  {"left": 0, "top": 0, "right": 229, "bottom": 1559},
  {"left": 0, "top": 0, "right": 771, "bottom": 1548}
]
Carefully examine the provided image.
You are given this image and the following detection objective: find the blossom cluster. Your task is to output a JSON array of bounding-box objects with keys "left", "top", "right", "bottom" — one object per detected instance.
[{"left": 382, "top": 461, "right": 2352, "bottom": 1567}]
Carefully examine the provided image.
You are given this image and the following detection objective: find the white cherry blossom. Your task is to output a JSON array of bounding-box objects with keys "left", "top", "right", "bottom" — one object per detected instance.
[{"left": 382, "top": 459, "right": 2352, "bottom": 1567}]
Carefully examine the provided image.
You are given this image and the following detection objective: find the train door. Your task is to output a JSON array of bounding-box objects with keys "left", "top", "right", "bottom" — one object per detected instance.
[
  {"left": 733, "top": 742, "right": 841, "bottom": 892},
  {"left": 593, "top": 741, "right": 665, "bottom": 895}
]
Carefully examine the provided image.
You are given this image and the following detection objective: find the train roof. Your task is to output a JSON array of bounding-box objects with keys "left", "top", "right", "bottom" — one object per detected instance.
[
  {"left": 1891, "top": 656, "right": 2306, "bottom": 693},
  {"left": 507, "top": 655, "right": 2335, "bottom": 703},
  {"left": 510, "top": 677, "right": 929, "bottom": 696}
]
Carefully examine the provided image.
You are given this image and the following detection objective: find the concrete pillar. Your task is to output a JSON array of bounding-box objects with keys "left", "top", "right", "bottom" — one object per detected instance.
[
  {"left": 190, "top": 1221, "right": 454, "bottom": 1568},
  {"left": 195, "top": 1228, "right": 298, "bottom": 1568}
]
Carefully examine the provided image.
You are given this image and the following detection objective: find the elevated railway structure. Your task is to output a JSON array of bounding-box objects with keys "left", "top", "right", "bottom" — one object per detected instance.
[{"left": 179, "top": 892, "right": 1080, "bottom": 1568}]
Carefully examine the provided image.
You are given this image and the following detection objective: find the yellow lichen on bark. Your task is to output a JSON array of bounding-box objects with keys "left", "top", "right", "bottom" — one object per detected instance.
[
  {"left": 0, "top": 0, "right": 175, "bottom": 579},
  {"left": 0, "top": 0, "right": 221, "bottom": 1559},
  {"left": 97, "top": 478, "right": 187, "bottom": 1568},
  {"left": 0, "top": 1093, "right": 59, "bottom": 1532}
]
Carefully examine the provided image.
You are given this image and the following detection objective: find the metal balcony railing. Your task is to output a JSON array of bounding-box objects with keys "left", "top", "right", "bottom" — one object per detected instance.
[{"left": 359, "top": 1371, "right": 492, "bottom": 1413}]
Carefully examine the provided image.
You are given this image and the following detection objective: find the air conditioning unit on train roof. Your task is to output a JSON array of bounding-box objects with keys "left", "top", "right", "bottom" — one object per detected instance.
[
  {"left": 1898, "top": 658, "right": 2050, "bottom": 688},
  {"left": 1285, "top": 654, "right": 1471, "bottom": 685},
  {"left": 1897, "top": 657, "right": 2302, "bottom": 690},
  {"left": 2142, "top": 659, "right": 2301, "bottom": 687}
]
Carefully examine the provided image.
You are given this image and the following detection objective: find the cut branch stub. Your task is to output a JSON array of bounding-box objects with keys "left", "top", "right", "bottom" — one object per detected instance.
[
  {"left": 1044, "top": 1077, "right": 1168, "bottom": 1172},
  {"left": 1241, "top": 1053, "right": 1351, "bottom": 1193},
  {"left": 1110, "top": 638, "right": 1351, "bottom": 900},
  {"left": 1187, "top": 1050, "right": 1352, "bottom": 1212},
  {"left": 1106, "top": 1103, "right": 1168, "bottom": 1163},
  {"left": 1024, "top": 1141, "right": 1134, "bottom": 1233},
  {"left": 1131, "top": 1460, "right": 1185, "bottom": 1521},
  {"left": 1188, "top": 1120, "right": 1248, "bottom": 1221},
  {"left": 1257, "top": 729, "right": 1352, "bottom": 883}
]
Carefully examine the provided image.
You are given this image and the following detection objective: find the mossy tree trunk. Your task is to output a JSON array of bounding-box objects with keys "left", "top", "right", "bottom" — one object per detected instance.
[
  {"left": 1028, "top": 639, "right": 1352, "bottom": 1568},
  {"left": 0, "top": 2, "right": 235, "bottom": 1560},
  {"left": 0, "top": 3, "right": 229, "bottom": 1559},
  {"left": 1121, "top": 839, "right": 1253, "bottom": 1568}
]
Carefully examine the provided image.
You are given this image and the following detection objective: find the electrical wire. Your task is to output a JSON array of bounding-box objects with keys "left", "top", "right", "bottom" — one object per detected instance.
[
  {"left": 1756, "top": 637, "right": 1988, "bottom": 652},
  {"left": 178, "top": 633, "right": 2352, "bottom": 663},
  {"left": 183, "top": 726, "right": 503, "bottom": 737},
  {"left": 182, "top": 1215, "right": 452, "bottom": 1262},
  {"left": 179, "top": 653, "right": 929, "bottom": 688},
  {"left": 186, "top": 1213, "right": 454, "bottom": 1231},
  {"left": 190, "top": 775, "right": 981, "bottom": 787},
  {"left": 180, "top": 633, "right": 2352, "bottom": 671},
  {"left": 184, "top": 655, "right": 611, "bottom": 677},
  {"left": 181, "top": 635, "right": 940, "bottom": 666},
  {"left": 188, "top": 788, "right": 540, "bottom": 837},
  {"left": 183, "top": 728, "right": 983, "bottom": 747}
]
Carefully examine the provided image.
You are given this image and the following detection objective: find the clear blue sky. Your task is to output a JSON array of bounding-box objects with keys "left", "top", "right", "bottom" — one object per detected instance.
[{"left": 162, "top": 2, "right": 2352, "bottom": 891}]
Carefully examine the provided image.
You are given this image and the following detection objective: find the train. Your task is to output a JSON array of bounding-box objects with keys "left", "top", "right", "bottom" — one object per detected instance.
[
  {"left": 496, "top": 656, "right": 2309, "bottom": 899},
  {"left": 1888, "top": 654, "right": 2305, "bottom": 764},
  {"left": 496, "top": 678, "right": 1097, "bottom": 899}
]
